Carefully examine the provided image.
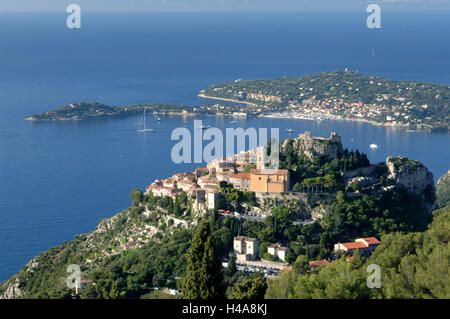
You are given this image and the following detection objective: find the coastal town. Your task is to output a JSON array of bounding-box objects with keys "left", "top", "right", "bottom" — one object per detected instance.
[{"left": 200, "top": 70, "right": 449, "bottom": 132}]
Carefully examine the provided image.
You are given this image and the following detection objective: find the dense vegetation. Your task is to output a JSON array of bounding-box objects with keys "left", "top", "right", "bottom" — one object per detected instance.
[
  {"left": 266, "top": 206, "right": 450, "bottom": 299},
  {"left": 182, "top": 222, "right": 225, "bottom": 299},
  {"left": 224, "top": 188, "right": 432, "bottom": 264},
  {"left": 280, "top": 140, "right": 371, "bottom": 191}
]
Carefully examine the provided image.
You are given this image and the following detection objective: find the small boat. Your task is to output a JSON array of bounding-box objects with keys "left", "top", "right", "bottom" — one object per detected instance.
[
  {"left": 230, "top": 120, "right": 237, "bottom": 125},
  {"left": 286, "top": 128, "right": 295, "bottom": 133},
  {"left": 369, "top": 143, "right": 379, "bottom": 149},
  {"left": 157, "top": 117, "right": 161, "bottom": 121},
  {"left": 198, "top": 125, "right": 211, "bottom": 130},
  {"left": 137, "top": 107, "right": 155, "bottom": 133}
]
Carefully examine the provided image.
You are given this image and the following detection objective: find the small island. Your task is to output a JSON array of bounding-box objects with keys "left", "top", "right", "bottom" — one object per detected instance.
[
  {"left": 24, "top": 101, "right": 253, "bottom": 122},
  {"left": 25, "top": 102, "right": 201, "bottom": 121}
]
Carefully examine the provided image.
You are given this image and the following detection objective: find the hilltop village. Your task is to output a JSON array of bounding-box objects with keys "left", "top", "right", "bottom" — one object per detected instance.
[
  {"left": 143, "top": 130, "right": 433, "bottom": 276},
  {"left": 146, "top": 147, "right": 289, "bottom": 213},
  {"left": 147, "top": 131, "right": 346, "bottom": 217}
]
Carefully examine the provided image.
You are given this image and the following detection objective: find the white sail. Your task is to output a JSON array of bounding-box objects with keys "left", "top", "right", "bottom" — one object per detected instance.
[{"left": 137, "top": 107, "right": 155, "bottom": 132}]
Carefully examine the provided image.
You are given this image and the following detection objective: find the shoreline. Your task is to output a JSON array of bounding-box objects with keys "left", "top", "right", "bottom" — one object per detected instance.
[
  {"left": 198, "top": 93, "right": 439, "bottom": 133},
  {"left": 198, "top": 93, "right": 260, "bottom": 107},
  {"left": 25, "top": 95, "right": 445, "bottom": 134}
]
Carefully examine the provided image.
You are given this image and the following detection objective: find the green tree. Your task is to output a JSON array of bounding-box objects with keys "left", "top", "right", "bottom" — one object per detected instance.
[
  {"left": 292, "top": 255, "right": 309, "bottom": 275},
  {"left": 229, "top": 274, "right": 267, "bottom": 299},
  {"left": 351, "top": 180, "right": 361, "bottom": 192},
  {"left": 226, "top": 255, "right": 237, "bottom": 276},
  {"left": 264, "top": 270, "right": 297, "bottom": 299},
  {"left": 130, "top": 188, "right": 142, "bottom": 205},
  {"left": 173, "top": 197, "right": 181, "bottom": 216},
  {"left": 182, "top": 222, "right": 225, "bottom": 299}
]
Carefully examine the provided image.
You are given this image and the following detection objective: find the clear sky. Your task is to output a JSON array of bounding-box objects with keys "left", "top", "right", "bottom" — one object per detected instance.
[{"left": 0, "top": 0, "right": 449, "bottom": 12}]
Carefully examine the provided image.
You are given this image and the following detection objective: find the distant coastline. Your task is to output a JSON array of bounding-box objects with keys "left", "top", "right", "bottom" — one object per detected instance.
[
  {"left": 197, "top": 93, "right": 429, "bottom": 133},
  {"left": 200, "top": 71, "right": 449, "bottom": 134},
  {"left": 25, "top": 71, "right": 449, "bottom": 134}
]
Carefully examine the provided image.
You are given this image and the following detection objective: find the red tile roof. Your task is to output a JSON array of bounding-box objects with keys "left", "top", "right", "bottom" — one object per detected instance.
[
  {"left": 250, "top": 169, "right": 289, "bottom": 176},
  {"left": 283, "top": 266, "right": 293, "bottom": 272},
  {"left": 337, "top": 237, "right": 381, "bottom": 250},
  {"left": 340, "top": 242, "right": 368, "bottom": 250},
  {"left": 231, "top": 173, "right": 251, "bottom": 180},
  {"left": 361, "top": 237, "right": 381, "bottom": 245}
]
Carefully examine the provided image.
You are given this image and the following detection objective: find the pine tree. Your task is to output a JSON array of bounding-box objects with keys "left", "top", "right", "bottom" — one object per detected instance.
[
  {"left": 226, "top": 255, "right": 237, "bottom": 276},
  {"left": 173, "top": 196, "right": 181, "bottom": 216},
  {"left": 229, "top": 274, "right": 267, "bottom": 299},
  {"left": 182, "top": 222, "right": 225, "bottom": 299}
]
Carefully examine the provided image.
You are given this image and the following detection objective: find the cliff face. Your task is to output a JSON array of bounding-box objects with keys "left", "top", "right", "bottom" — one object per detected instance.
[
  {"left": 436, "top": 170, "right": 450, "bottom": 209},
  {"left": 281, "top": 131, "right": 343, "bottom": 160},
  {"left": 1, "top": 279, "right": 22, "bottom": 299},
  {"left": 386, "top": 156, "right": 435, "bottom": 195},
  {"left": 386, "top": 156, "right": 436, "bottom": 214}
]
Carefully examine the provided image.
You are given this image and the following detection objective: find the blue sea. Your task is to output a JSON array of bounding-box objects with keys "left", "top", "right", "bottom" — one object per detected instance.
[{"left": 0, "top": 10, "right": 449, "bottom": 282}]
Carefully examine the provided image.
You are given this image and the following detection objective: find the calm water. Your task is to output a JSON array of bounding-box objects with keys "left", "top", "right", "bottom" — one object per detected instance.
[{"left": 0, "top": 11, "right": 449, "bottom": 281}]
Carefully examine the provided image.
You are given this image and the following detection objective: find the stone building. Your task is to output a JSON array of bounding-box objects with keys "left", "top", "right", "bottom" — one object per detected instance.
[
  {"left": 249, "top": 169, "right": 290, "bottom": 193},
  {"left": 233, "top": 236, "right": 259, "bottom": 262},
  {"left": 229, "top": 172, "right": 251, "bottom": 191},
  {"left": 267, "top": 243, "right": 289, "bottom": 262},
  {"left": 334, "top": 237, "right": 380, "bottom": 257}
]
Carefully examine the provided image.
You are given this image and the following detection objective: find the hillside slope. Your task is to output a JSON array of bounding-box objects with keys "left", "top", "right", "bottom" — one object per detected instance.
[{"left": 436, "top": 170, "right": 450, "bottom": 209}]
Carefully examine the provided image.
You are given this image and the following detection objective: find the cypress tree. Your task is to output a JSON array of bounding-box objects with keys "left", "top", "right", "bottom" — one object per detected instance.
[
  {"left": 226, "top": 255, "right": 237, "bottom": 276},
  {"left": 182, "top": 222, "right": 225, "bottom": 299}
]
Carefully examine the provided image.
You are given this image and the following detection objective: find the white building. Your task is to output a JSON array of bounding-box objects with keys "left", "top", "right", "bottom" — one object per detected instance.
[
  {"left": 267, "top": 243, "right": 289, "bottom": 262},
  {"left": 233, "top": 236, "right": 259, "bottom": 262}
]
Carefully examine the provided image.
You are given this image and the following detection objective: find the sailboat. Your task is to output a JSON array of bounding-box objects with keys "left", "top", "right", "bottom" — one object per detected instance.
[{"left": 137, "top": 107, "right": 155, "bottom": 132}]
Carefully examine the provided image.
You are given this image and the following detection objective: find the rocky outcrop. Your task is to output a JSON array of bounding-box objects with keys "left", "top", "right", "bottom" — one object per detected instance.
[
  {"left": 386, "top": 156, "right": 435, "bottom": 195},
  {"left": 386, "top": 156, "right": 435, "bottom": 214},
  {"left": 281, "top": 131, "right": 343, "bottom": 160},
  {"left": 0, "top": 279, "right": 23, "bottom": 299},
  {"left": 436, "top": 170, "right": 450, "bottom": 209},
  {"left": 437, "top": 170, "right": 450, "bottom": 186}
]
